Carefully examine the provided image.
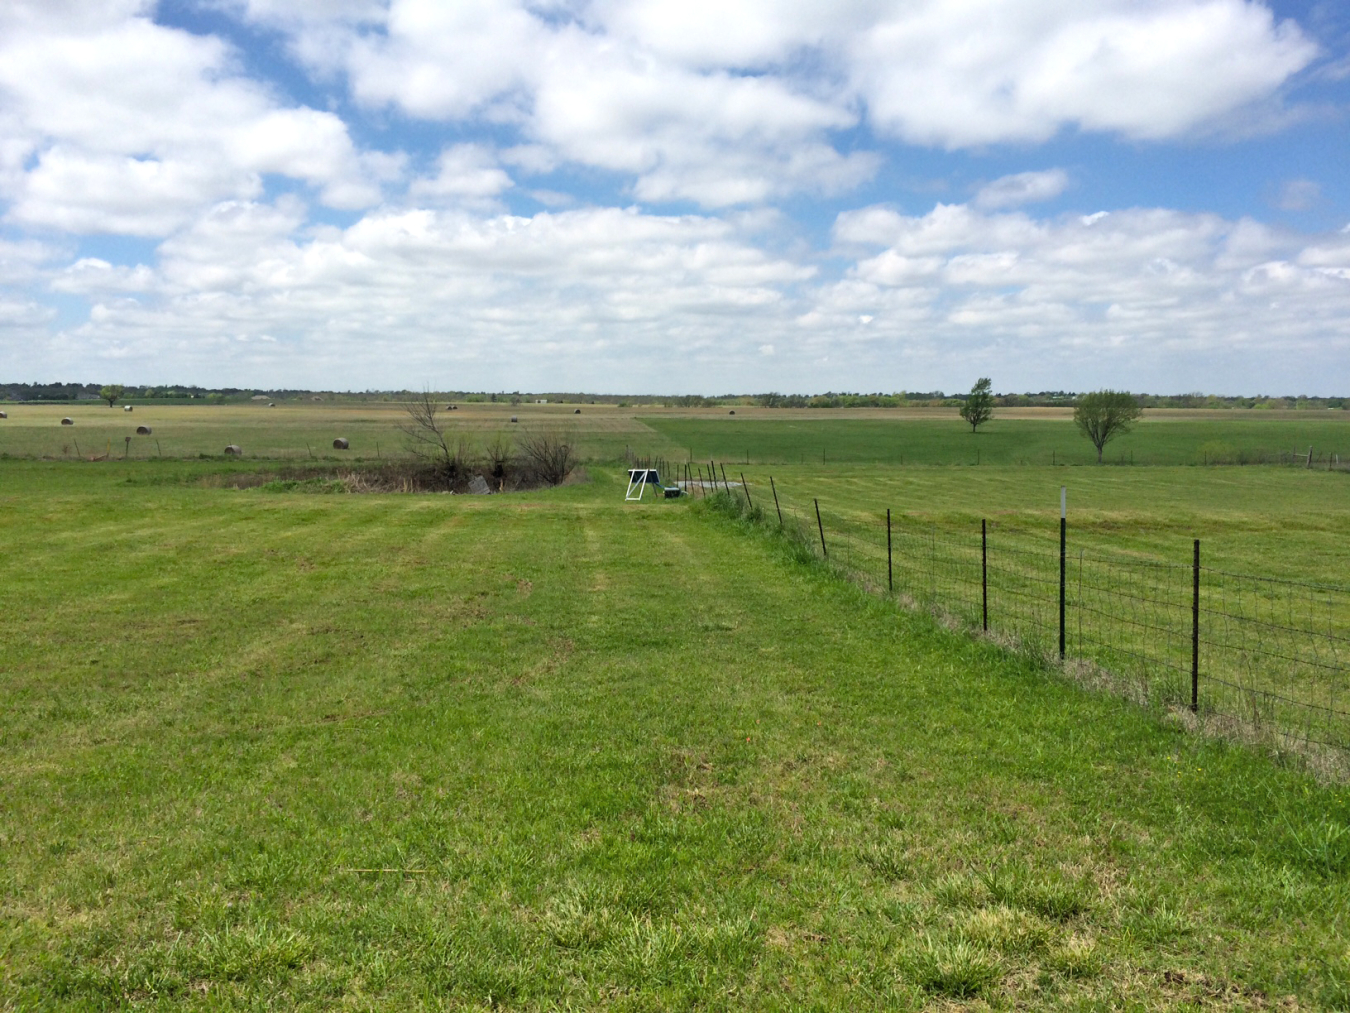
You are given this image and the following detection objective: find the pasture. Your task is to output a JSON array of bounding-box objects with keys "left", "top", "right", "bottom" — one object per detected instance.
[
  {"left": 0, "top": 402, "right": 657, "bottom": 463},
  {"left": 644, "top": 410, "right": 1350, "bottom": 467},
  {"left": 1, "top": 407, "right": 1349, "bottom": 1009},
  {"left": 739, "top": 463, "right": 1350, "bottom": 583}
]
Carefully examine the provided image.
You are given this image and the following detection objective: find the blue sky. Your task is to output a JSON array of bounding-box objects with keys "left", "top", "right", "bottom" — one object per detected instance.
[{"left": 1, "top": 0, "right": 1348, "bottom": 394}]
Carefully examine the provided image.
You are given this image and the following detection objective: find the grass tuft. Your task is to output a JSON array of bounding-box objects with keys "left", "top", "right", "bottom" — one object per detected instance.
[
  {"left": 542, "top": 885, "right": 618, "bottom": 950},
  {"left": 1323, "top": 963, "right": 1350, "bottom": 1013},
  {"left": 905, "top": 935, "right": 1003, "bottom": 998},
  {"left": 959, "top": 905, "right": 1054, "bottom": 956},
  {"left": 1283, "top": 816, "right": 1350, "bottom": 877},
  {"left": 859, "top": 842, "right": 913, "bottom": 881},
  {"left": 980, "top": 864, "right": 1093, "bottom": 921},
  {"left": 1043, "top": 936, "right": 1103, "bottom": 979}
]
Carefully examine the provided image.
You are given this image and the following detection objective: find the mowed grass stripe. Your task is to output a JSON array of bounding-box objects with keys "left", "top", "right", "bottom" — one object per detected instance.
[{"left": 1, "top": 464, "right": 1348, "bottom": 1008}]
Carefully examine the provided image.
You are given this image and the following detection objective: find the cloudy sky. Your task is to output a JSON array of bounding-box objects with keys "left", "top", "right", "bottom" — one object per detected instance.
[{"left": 1, "top": 0, "right": 1348, "bottom": 394}]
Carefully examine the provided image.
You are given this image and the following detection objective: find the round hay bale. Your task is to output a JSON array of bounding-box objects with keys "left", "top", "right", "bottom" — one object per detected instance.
[
  {"left": 123, "top": 405, "right": 133, "bottom": 412},
  {"left": 728, "top": 409, "right": 736, "bottom": 415},
  {"left": 268, "top": 402, "right": 275, "bottom": 407},
  {"left": 224, "top": 444, "right": 241, "bottom": 456},
  {"left": 0, "top": 410, "right": 7, "bottom": 418},
  {"left": 135, "top": 425, "right": 152, "bottom": 435},
  {"left": 510, "top": 415, "right": 518, "bottom": 423},
  {"left": 333, "top": 437, "right": 349, "bottom": 450},
  {"left": 61, "top": 417, "right": 73, "bottom": 425},
  {"left": 574, "top": 408, "right": 581, "bottom": 414}
]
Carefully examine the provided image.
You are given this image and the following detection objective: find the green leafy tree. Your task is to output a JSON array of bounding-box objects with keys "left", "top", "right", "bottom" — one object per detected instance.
[
  {"left": 99, "top": 384, "right": 125, "bottom": 408},
  {"left": 1074, "top": 390, "right": 1142, "bottom": 462},
  {"left": 959, "top": 377, "right": 994, "bottom": 433}
]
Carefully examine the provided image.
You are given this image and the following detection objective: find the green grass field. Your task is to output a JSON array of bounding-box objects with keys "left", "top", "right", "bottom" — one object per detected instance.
[
  {"left": 2, "top": 456, "right": 1350, "bottom": 1010},
  {"left": 737, "top": 463, "right": 1350, "bottom": 583},
  {"left": 0, "top": 403, "right": 662, "bottom": 463},
  {"left": 717, "top": 464, "right": 1350, "bottom": 760},
  {"left": 4, "top": 409, "right": 1350, "bottom": 1007},
  {"left": 7, "top": 403, "right": 1349, "bottom": 470},
  {"left": 644, "top": 411, "right": 1350, "bottom": 467}
]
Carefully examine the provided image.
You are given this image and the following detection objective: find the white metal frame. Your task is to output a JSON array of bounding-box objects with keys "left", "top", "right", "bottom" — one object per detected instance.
[{"left": 625, "top": 469, "right": 649, "bottom": 501}]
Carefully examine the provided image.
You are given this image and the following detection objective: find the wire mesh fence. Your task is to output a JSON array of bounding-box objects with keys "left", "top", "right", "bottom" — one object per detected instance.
[{"left": 694, "top": 467, "right": 1350, "bottom": 763}]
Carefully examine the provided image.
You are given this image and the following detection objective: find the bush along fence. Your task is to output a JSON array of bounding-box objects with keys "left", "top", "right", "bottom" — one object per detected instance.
[{"left": 690, "top": 465, "right": 1350, "bottom": 769}]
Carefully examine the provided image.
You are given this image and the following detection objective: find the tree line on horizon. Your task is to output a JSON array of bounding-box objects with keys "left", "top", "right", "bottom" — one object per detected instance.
[{"left": 1, "top": 381, "right": 1345, "bottom": 411}]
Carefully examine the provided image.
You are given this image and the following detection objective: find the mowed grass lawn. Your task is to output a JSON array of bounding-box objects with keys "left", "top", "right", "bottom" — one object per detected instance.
[{"left": 1, "top": 461, "right": 1348, "bottom": 1010}]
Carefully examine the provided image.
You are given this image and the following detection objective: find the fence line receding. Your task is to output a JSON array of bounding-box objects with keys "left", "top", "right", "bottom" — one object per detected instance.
[{"left": 691, "top": 464, "right": 1350, "bottom": 762}]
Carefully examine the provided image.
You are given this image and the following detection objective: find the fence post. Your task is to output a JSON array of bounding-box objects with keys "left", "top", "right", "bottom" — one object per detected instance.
[
  {"left": 1192, "top": 538, "right": 1200, "bottom": 713},
  {"left": 814, "top": 499, "right": 828, "bottom": 557},
  {"left": 1059, "top": 487, "right": 1066, "bottom": 660},
  {"left": 887, "top": 508, "right": 893, "bottom": 593},
  {"left": 930, "top": 525, "right": 937, "bottom": 607},
  {"left": 770, "top": 476, "right": 783, "bottom": 526},
  {"left": 721, "top": 463, "right": 730, "bottom": 491},
  {"left": 981, "top": 518, "right": 988, "bottom": 631},
  {"left": 740, "top": 472, "right": 753, "bottom": 510}
]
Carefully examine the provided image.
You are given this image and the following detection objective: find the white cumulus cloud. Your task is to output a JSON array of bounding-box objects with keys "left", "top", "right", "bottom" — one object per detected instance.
[
  {"left": 409, "top": 145, "right": 515, "bottom": 209},
  {"left": 0, "top": 0, "right": 397, "bottom": 236},
  {"left": 238, "top": 0, "right": 1319, "bottom": 193},
  {"left": 850, "top": 0, "right": 1317, "bottom": 146},
  {"left": 975, "top": 169, "right": 1070, "bottom": 210}
]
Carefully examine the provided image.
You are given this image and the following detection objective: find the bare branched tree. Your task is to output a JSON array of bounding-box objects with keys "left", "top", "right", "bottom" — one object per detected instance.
[
  {"left": 517, "top": 430, "right": 574, "bottom": 486},
  {"left": 485, "top": 434, "right": 514, "bottom": 489},
  {"left": 398, "top": 391, "right": 463, "bottom": 489}
]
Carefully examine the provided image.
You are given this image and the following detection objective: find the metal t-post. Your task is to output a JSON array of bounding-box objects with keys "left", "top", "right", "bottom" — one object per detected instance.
[
  {"left": 1192, "top": 539, "right": 1200, "bottom": 713},
  {"left": 1059, "top": 487, "right": 1067, "bottom": 660},
  {"left": 982, "top": 518, "right": 988, "bottom": 632}
]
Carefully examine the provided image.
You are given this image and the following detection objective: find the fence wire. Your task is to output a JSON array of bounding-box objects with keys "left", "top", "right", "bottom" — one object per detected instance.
[{"left": 730, "top": 473, "right": 1350, "bottom": 760}]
